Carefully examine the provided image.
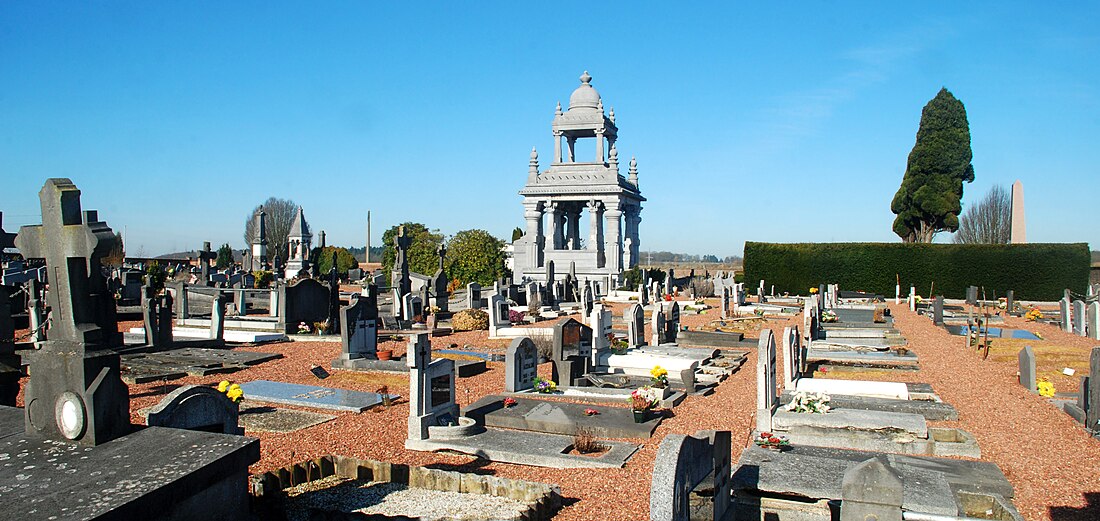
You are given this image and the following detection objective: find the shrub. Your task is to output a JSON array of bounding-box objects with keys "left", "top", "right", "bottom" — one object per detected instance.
[
  {"left": 573, "top": 427, "right": 607, "bottom": 454},
  {"left": 451, "top": 309, "right": 488, "bottom": 331},
  {"left": 253, "top": 270, "right": 274, "bottom": 289},
  {"left": 743, "top": 242, "right": 1089, "bottom": 301}
]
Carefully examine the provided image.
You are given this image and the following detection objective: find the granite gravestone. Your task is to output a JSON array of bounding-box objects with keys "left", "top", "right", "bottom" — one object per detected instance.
[
  {"left": 145, "top": 385, "right": 244, "bottom": 435},
  {"left": 15, "top": 179, "right": 130, "bottom": 445},
  {"left": 1018, "top": 346, "right": 1036, "bottom": 394},
  {"left": 651, "top": 306, "right": 667, "bottom": 346},
  {"left": 551, "top": 317, "right": 592, "bottom": 388},
  {"left": 782, "top": 325, "right": 801, "bottom": 389},
  {"left": 933, "top": 297, "right": 944, "bottom": 326},
  {"left": 466, "top": 282, "right": 482, "bottom": 310},
  {"left": 589, "top": 305, "right": 612, "bottom": 366},
  {"left": 663, "top": 301, "right": 680, "bottom": 343},
  {"left": 1089, "top": 302, "right": 1100, "bottom": 341},
  {"left": 505, "top": 337, "right": 539, "bottom": 392},
  {"left": 626, "top": 303, "right": 645, "bottom": 348},
  {"left": 1005, "top": 290, "right": 1014, "bottom": 314},
  {"left": 1073, "top": 300, "right": 1086, "bottom": 336},
  {"left": 649, "top": 430, "right": 731, "bottom": 521},
  {"left": 406, "top": 333, "right": 459, "bottom": 442},
  {"left": 337, "top": 287, "right": 379, "bottom": 362},
  {"left": 756, "top": 329, "right": 778, "bottom": 433},
  {"left": 281, "top": 278, "right": 332, "bottom": 334},
  {"left": 840, "top": 457, "right": 903, "bottom": 521},
  {"left": 431, "top": 243, "right": 449, "bottom": 313}
]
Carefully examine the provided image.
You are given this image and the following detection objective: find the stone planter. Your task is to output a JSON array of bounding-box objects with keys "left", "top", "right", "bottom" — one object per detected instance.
[
  {"left": 427, "top": 416, "right": 483, "bottom": 440},
  {"left": 632, "top": 409, "right": 647, "bottom": 423}
]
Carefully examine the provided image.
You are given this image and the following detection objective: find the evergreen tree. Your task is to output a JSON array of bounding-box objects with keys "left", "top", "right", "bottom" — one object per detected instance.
[
  {"left": 215, "top": 243, "right": 234, "bottom": 269},
  {"left": 891, "top": 88, "right": 975, "bottom": 242},
  {"left": 381, "top": 222, "right": 444, "bottom": 278}
]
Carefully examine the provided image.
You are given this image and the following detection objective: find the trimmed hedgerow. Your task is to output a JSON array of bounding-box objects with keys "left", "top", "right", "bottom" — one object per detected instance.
[{"left": 742, "top": 242, "right": 1089, "bottom": 301}]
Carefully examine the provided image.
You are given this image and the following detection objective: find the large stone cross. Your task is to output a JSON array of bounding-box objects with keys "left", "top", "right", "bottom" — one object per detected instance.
[
  {"left": 15, "top": 179, "right": 118, "bottom": 346},
  {"left": 196, "top": 241, "right": 217, "bottom": 283},
  {"left": 0, "top": 212, "right": 16, "bottom": 249}
]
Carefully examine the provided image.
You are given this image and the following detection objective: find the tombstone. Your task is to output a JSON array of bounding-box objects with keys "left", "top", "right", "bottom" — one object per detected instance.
[
  {"left": 966, "top": 285, "right": 978, "bottom": 306},
  {"left": 392, "top": 226, "right": 412, "bottom": 297},
  {"left": 1073, "top": 300, "right": 1087, "bottom": 336},
  {"left": 1089, "top": 302, "right": 1100, "bottom": 341},
  {"left": 933, "top": 296, "right": 944, "bottom": 326},
  {"left": 651, "top": 306, "right": 667, "bottom": 346},
  {"left": 626, "top": 303, "right": 646, "bottom": 349},
  {"left": 551, "top": 317, "right": 592, "bottom": 388},
  {"left": 281, "top": 278, "right": 332, "bottom": 334},
  {"left": 758, "top": 279, "right": 766, "bottom": 303},
  {"left": 403, "top": 293, "right": 424, "bottom": 322},
  {"left": 210, "top": 293, "right": 227, "bottom": 341},
  {"left": 840, "top": 457, "right": 903, "bottom": 521},
  {"left": 1060, "top": 297, "right": 1072, "bottom": 332},
  {"left": 487, "top": 293, "right": 510, "bottom": 334},
  {"left": 663, "top": 301, "right": 680, "bottom": 344},
  {"left": 1006, "top": 290, "right": 1015, "bottom": 314},
  {"left": 545, "top": 260, "right": 556, "bottom": 303},
  {"left": 720, "top": 286, "right": 730, "bottom": 319},
  {"left": 908, "top": 286, "right": 916, "bottom": 311},
  {"left": 144, "top": 385, "right": 244, "bottom": 435},
  {"left": 14, "top": 179, "right": 129, "bottom": 445},
  {"left": 348, "top": 268, "right": 362, "bottom": 281},
  {"left": 665, "top": 272, "right": 673, "bottom": 297},
  {"left": 1018, "top": 346, "right": 1036, "bottom": 394},
  {"left": 196, "top": 241, "right": 217, "bottom": 285},
  {"left": 406, "top": 333, "right": 459, "bottom": 442},
  {"left": 504, "top": 337, "right": 539, "bottom": 392},
  {"left": 391, "top": 287, "right": 403, "bottom": 318},
  {"left": 589, "top": 305, "right": 612, "bottom": 366},
  {"left": 1088, "top": 348, "right": 1100, "bottom": 432},
  {"left": 338, "top": 288, "right": 379, "bottom": 361},
  {"left": 466, "top": 282, "right": 482, "bottom": 310},
  {"left": 638, "top": 283, "right": 649, "bottom": 306},
  {"left": 649, "top": 430, "right": 732, "bottom": 521},
  {"left": 782, "top": 326, "right": 801, "bottom": 389},
  {"left": 581, "top": 283, "right": 594, "bottom": 319},
  {"left": 756, "top": 329, "right": 778, "bottom": 432}
]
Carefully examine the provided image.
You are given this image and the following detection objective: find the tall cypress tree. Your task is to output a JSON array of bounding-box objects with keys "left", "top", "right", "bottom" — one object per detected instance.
[{"left": 891, "top": 88, "right": 975, "bottom": 242}]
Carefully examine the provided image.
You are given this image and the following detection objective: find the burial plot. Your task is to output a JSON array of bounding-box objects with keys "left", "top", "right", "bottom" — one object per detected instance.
[
  {"left": 144, "top": 384, "right": 244, "bottom": 435},
  {"left": 505, "top": 337, "right": 539, "bottom": 392},
  {"left": 463, "top": 395, "right": 660, "bottom": 438},
  {"left": 122, "top": 347, "right": 282, "bottom": 382},
  {"left": 551, "top": 317, "right": 593, "bottom": 387},
  {"left": 239, "top": 380, "right": 396, "bottom": 413},
  {"left": 281, "top": 278, "right": 333, "bottom": 334},
  {"left": 649, "top": 430, "right": 732, "bottom": 521}
]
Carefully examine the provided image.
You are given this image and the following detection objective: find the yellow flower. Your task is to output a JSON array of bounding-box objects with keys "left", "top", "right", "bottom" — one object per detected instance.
[
  {"left": 809, "top": 287, "right": 819, "bottom": 294},
  {"left": 651, "top": 366, "right": 668, "bottom": 379},
  {"left": 1037, "top": 378, "right": 1056, "bottom": 398},
  {"left": 226, "top": 386, "right": 244, "bottom": 402},
  {"left": 217, "top": 380, "right": 230, "bottom": 393}
]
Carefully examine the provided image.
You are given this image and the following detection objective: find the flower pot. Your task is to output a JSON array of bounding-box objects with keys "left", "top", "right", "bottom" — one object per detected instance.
[
  {"left": 632, "top": 409, "right": 647, "bottom": 423},
  {"left": 377, "top": 350, "right": 393, "bottom": 361}
]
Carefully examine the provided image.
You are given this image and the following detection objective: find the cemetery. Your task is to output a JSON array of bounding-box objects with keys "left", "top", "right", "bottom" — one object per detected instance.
[{"left": 3, "top": 17, "right": 1100, "bottom": 520}]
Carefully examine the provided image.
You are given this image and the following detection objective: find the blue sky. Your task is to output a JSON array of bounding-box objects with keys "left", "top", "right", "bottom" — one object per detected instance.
[{"left": 2, "top": 2, "right": 1097, "bottom": 257}]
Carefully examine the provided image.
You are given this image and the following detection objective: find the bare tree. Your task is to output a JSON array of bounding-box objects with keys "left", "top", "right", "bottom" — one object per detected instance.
[
  {"left": 244, "top": 197, "right": 297, "bottom": 264},
  {"left": 953, "top": 185, "right": 1010, "bottom": 244}
]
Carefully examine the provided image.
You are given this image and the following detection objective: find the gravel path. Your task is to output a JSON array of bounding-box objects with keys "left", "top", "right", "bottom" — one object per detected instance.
[{"left": 285, "top": 476, "right": 531, "bottom": 521}]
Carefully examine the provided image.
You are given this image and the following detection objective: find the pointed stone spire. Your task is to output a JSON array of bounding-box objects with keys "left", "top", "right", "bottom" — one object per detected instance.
[
  {"left": 555, "top": 101, "right": 563, "bottom": 116},
  {"left": 609, "top": 143, "right": 619, "bottom": 171},
  {"left": 609, "top": 106, "right": 615, "bottom": 123},
  {"left": 528, "top": 147, "right": 539, "bottom": 184},
  {"left": 597, "top": 98, "right": 604, "bottom": 114},
  {"left": 255, "top": 206, "right": 267, "bottom": 246},
  {"left": 628, "top": 156, "right": 639, "bottom": 187},
  {"left": 580, "top": 70, "right": 592, "bottom": 85}
]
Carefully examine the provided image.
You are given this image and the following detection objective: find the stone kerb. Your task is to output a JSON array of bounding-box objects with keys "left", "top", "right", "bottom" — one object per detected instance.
[
  {"left": 756, "top": 329, "right": 778, "bottom": 432},
  {"left": 145, "top": 385, "right": 244, "bottom": 435},
  {"left": 1018, "top": 346, "right": 1036, "bottom": 394},
  {"left": 649, "top": 430, "right": 731, "bottom": 521}
]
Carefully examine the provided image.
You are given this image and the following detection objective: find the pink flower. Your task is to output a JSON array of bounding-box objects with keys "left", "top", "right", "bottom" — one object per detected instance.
[{"left": 584, "top": 408, "right": 599, "bottom": 416}]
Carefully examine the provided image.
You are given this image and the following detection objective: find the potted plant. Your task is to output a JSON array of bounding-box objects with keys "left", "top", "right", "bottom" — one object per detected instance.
[
  {"left": 611, "top": 338, "right": 629, "bottom": 355},
  {"left": 376, "top": 348, "right": 394, "bottom": 361},
  {"left": 650, "top": 365, "right": 669, "bottom": 389},
  {"left": 533, "top": 377, "right": 557, "bottom": 394},
  {"left": 630, "top": 389, "right": 655, "bottom": 423}
]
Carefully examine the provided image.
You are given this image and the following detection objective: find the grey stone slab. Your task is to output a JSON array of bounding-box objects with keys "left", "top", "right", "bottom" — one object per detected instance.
[
  {"left": 806, "top": 349, "right": 919, "bottom": 369},
  {"left": 677, "top": 330, "right": 744, "bottom": 348},
  {"left": 238, "top": 380, "right": 396, "bottom": 412},
  {"left": 772, "top": 408, "right": 928, "bottom": 438},
  {"left": 0, "top": 405, "right": 259, "bottom": 519},
  {"left": 331, "top": 357, "right": 485, "bottom": 377},
  {"left": 779, "top": 391, "right": 958, "bottom": 421},
  {"left": 731, "top": 444, "right": 1014, "bottom": 516},
  {"left": 237, "top": 403, "right": 337, "bottom": 433},
  {"left": 406, "top": 425, "right": 639, "bottom": 469},
  {"left": 463, "top": 395, "right": 659, "bottom": 438}
]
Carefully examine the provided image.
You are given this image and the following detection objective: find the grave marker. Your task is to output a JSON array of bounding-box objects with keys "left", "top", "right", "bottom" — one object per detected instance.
[
  {"left": 756, "top": 329, "right": 778, "bottom": 432},
  {"left": 782, "top": 326, "right": 800, "bottom": 389},
  {"left": 337, "top": 287, "right": 379, "bottom": 361},
  {"left": 651, "top": 306, "right": 666, "bottom": 346},
  {"left": 466, "top": 282, "right": 482, "bottom": 310},
  {"left": 1018, "top": 346, "right": 1036, "bottom": 394},
  {"left": 1073, "top": 300, "right": 1086, "bottom": 336},
  {"left": 626, "top": 303, "right": 645, "bottom": 348},
  {"left": 649, "top": 430, "right": 731, "bottom": 521},
  {"left": 840, "top": 457, "right": 903, "bottom": 521},
  {"left": 551, "top": 317, "right": 592, "bottom": 387},
  {"left": 1089, "top": 302, "right": 1099, "bottom": 341},
  {"left": 144, "top": 385, "right": 244, "bottom": 435},
  {"left": 505, "top": 337, "right": 539, "bottom": 392},
  {"left": 1060, "top": 297, "right": 1072, "bottom": 332}
]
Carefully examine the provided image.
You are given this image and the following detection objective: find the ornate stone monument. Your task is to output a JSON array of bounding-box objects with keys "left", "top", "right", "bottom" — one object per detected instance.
[
  {"left": 1010, "top": 179, "right": 1026, "bottom": 244},
  {"left": 15, "top": 179, "right": 130, "bottom": 445},
  {"left": 250, "top": 205, "right": 268, "bottom": 271},
  {"left": 284, "top": 206, "right": 312, "bottom": 278},
  {"left": 514, "top": 72, "right": 645, "bottom": 287}
]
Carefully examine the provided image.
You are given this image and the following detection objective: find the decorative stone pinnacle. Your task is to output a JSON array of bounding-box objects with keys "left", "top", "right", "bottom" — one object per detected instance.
[
  {"left": 555, "top": 101, "right": 563, "bottom": 115},
  {"left": 580, "top": 70, "right": 592, "bottom": 85},
  {"left": 530, "top": 146, "right": 538, "bottom": 161},
  {"left": 609, "top": 107, "right": 615, "bottom": 122},
  {"left": 597, "top": 98, "right": 604, "bottom": 112}
]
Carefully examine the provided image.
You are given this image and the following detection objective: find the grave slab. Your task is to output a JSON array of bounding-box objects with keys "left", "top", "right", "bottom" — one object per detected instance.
[
  {"left": 779, "top": 391, "right": 958, "bottom": 421},
  {"left": 0, "top": 405, "right": 259, "bottom": 519},
  {"left": 676, "top": 330, "right": 745, "bottom": 348},
  {"left": 238, "top": 380, "right": 397, "bottom": 412},
  {"left": 795, "top": 378, "right": 909, "bottom": 400},
  {"left": 406, "top": 426, "right": 639, "bottom": 469},
  {"left": 464, "top": 395, "right": 660, "bottom": 438},
  {"left": 237, "top": 403, "right": 337, "bottom": 433},
  {"left": 772, "top": 408, "right": 928, "bottom": 438}
]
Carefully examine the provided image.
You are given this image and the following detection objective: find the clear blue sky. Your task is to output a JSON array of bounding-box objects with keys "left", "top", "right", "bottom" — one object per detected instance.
[{"left": 2, "top": 2, "right": 1097, "bottom": 258}]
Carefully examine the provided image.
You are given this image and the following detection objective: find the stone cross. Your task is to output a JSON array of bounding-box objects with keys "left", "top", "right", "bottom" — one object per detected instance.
[
  {"left": 14, "top": 179, "right": 130, "bottom": 445},
  {"left": 15, "top": 179, "right": 120, "bottom": 346},
  {"left": 196, "top": 241, "right": 217, "bottom": 284},
  {"left": 392, "top": 226, "right": 411, "bottom": 296},
  {"left": 406, "top": 332, "right": 431, "bottom": 370}
]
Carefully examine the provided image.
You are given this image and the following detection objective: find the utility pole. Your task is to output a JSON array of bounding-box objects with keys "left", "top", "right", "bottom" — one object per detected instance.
[{"left": 366, "top": 211, "right": 371, "bottom": 264}]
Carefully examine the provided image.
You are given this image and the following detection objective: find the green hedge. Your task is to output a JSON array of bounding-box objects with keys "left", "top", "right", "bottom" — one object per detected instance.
[{"left": 743, "top": 242, "right": 1090, "bottom": 301}]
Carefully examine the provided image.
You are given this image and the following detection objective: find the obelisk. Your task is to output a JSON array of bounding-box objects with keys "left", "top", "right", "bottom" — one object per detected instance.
[{"left": 1010, "top": 180, "right": 1026, "bottom": 244}]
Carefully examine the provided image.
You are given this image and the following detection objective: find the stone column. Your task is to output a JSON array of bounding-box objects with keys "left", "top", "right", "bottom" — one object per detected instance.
[
  {"left": 565, "top": 207, "right": 578, "bottom": 250},
  {"left": 567, "top": 137, "right": 576, "bottom": 162},
  {"left": 553, "top": 131, "right": 563, "bottom": 163},
  {"left": 545, "top": 202, "right": 560, "bottom": 254},
  {"left": 595, "top": 129, "right": 605, "bottom": 162},
  {"left": 524, "top": 201, "right": 543, "bottom": 269},
  {"left": 604, "top": 201, "right": 623, "bottom": 274}
]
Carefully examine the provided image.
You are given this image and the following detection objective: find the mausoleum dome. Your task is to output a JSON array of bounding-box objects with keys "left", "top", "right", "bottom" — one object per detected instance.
[{"left": 568, "top": 71, "right": 601, "bottom": 111}]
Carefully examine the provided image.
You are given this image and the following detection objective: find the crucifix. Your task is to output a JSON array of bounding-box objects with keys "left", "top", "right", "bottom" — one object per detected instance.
[{"left": 196, "top": 241, "right": 217, "bottom": 285}]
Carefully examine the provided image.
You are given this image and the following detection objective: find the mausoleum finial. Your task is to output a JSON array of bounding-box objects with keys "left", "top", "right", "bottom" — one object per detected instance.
[
  {"left": 580, "top": 70, "right": 592, "bottom": 85},
  {"left": 628, "top": 156, "right": 639, "bottom": 187},
  {"left": 555, "top": 101, "right": 562, "bottom": 116},
  {"left": 609, "top": 107, "right": 615, "bottom": 123},
  {"left": 528, "top": 147, "right": 539, "bottom": 183},
  {"left": 609, "top": 143, "right": 619, "bottom": 171}
]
